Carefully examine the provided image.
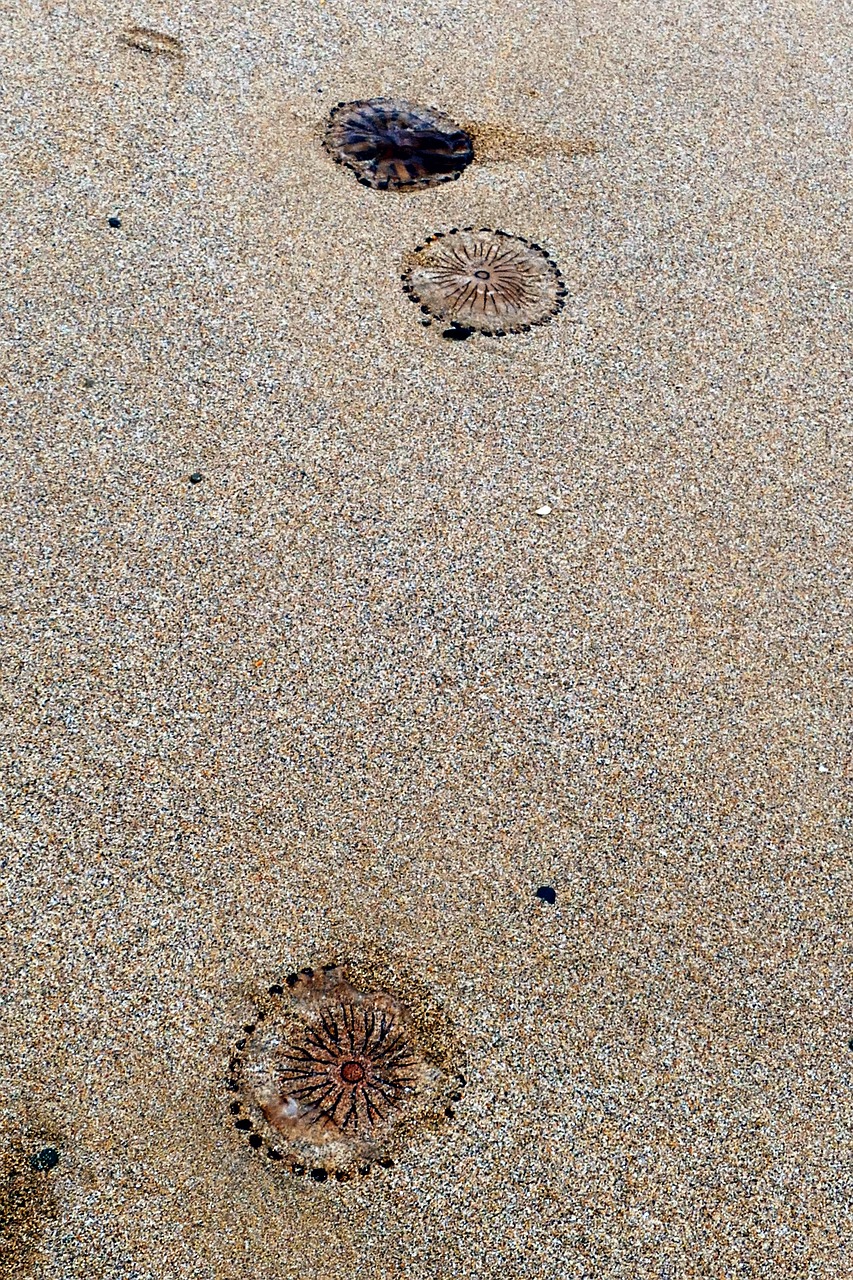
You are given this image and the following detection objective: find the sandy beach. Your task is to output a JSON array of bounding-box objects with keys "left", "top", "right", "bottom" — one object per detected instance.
[{"left": 1, "top": 0, "right": 850, "bottom": 1275}]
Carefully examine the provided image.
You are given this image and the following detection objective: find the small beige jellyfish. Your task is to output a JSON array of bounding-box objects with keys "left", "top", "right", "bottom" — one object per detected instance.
[{"left": 402, "top": 227, "right": 567, "bottom": 337}]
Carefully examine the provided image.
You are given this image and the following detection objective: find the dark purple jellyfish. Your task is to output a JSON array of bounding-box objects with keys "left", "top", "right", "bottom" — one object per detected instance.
[{"left": 324, "top": 98, "right": 474, "bottom": 190}]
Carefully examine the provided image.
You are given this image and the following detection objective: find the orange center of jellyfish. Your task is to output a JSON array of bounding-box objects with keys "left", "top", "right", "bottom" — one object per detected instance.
[{"left": 340, "top": 1060, "right": 365, "bottom": 1084}]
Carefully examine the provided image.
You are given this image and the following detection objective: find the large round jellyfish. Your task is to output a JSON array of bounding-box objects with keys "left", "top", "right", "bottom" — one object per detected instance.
[
  {"left": 402, "top": 227, "right": 566, "bottom": 336},
  {"left": 227, "top": 965, "right": 463, "bottom": 1177}
]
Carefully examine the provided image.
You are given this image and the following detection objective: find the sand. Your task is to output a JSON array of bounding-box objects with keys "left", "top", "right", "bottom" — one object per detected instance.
[{"left": 1, "top": 0, "right": 850, "bottom": 1276}]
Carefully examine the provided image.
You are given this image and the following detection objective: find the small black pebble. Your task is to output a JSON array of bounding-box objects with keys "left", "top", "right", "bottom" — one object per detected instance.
[
  {"left": 226, "top": 1080, "right": 240, "bottom": 1092},
  {"left": 442, "top": 325, "right": 473, "bottom": 341},
  {"left": 535, "top": 885, "right": 557, "bottom": 904},
  {"left": 285, "top": 974, "right": 298, "bottom": 988},
  {"left": 235, "top": 1119, "right": 252, "bottom": 1131},
  {"left": 248, "top": 1134, "right": 262, "bottom": 1149},
  {"left": 310, "top": 1168, "right": 328, "bottom": 1182},
  {"left": 444, "top": 1107, "right": 455, "bottom": 1117},
  {"left": 29, "top": 1148, "right": 59, "bottom": 1172},
  {"left": 235, "top": 1039, "right": 246, "bottom": 1050},
  {"left": 267, "top": 1149, "right": 282, "bottom": 1161},
  {"left": 378, "top": 1158, "right": 394, "bottom": 1168},
  {"left": 107, "top": 216, "right": 121, "bottom": 228},
  {"left": 450, "top": 1091, "right": 462, "bottom": 1102},
  {"left": 849, "top": 1036, "right": 853, "bottom": 1051},
  {"left": 292, "top": 1164, "right": 306, "bottom": 1176},
  {"left": 300, "top": 967, "right": 314, "bottom": 978},
  {"left": 243, "top": 1023, "right": 255, "bottom": 1033},
  {"left": 188, "top": 472, "right": 203, "bottom": 484},
  {"left": 268, "top": 983, "right": 284, "bottom": 995},
  {"left": 229, "top": 1102, "right": 241, "bottom": 1115}
]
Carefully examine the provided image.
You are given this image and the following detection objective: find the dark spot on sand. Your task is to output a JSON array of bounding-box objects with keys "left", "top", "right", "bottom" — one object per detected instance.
[{"left": 27, "top": 1149, "right": 59, "bottom": 1173}]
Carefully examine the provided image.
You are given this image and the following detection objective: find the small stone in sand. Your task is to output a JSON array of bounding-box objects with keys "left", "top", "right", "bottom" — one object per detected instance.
[{"left": 28, "top": 1148, "right": 59, "bottom": 1172}]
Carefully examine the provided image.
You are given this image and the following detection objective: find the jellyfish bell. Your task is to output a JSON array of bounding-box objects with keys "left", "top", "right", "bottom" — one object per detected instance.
[
  {"left": 324, "top": 99, "right": 474, "bottom": 190},
  {"left": 402, "top": 228, "right": 565, "bottom": 336},
  {"left": 229, "top": 965, "right": 462, "bottom": 1175}
]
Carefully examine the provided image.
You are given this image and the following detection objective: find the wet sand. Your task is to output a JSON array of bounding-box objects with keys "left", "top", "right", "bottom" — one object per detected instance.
[{"left": 1, "top": 0, "right": 850, "bottom": 1276}]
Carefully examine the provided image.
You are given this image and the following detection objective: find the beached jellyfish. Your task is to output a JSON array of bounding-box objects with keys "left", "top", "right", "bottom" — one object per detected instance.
[
  {"left": 401, "top": 227, "right": 566, "bottom": 336},
  {"left": 229, "top": 965, "right": 462, "bottom": 1175},
  {"left": 323, "top": 99, "right": 474, "bottom": 190}
]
